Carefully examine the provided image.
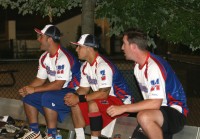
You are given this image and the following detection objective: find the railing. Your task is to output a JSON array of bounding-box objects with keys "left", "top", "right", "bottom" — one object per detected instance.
[{"left": 0, "top": 39, "right": 41, "bottom": 59}]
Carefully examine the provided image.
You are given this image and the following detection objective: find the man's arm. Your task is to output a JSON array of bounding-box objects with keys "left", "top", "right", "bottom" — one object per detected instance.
[
  {"left": 107, "top": 99, "right": 163, "bottom": 117},
  {"left": 19, "top": 77, "right": 46, "bottom": 97},
  {"left": 19, "top": 77, "right": 65, "bottom": 96},
  {"left": 29, "top": 77, "right": 46, "bottom": 87},
  {"left": 64, "top": 87, "right": 111, "bottom": 106},
  {"left": 84, "top": 87, "right": 111, "bottom": 101},
  {"left": 64, "top": 86, "right": 91, "bottom": 106},
  {"left": 33, "top": 79, "right": 65, "bottom": 92}
]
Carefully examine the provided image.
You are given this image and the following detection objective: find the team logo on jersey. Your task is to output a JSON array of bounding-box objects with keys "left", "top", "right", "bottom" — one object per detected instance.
[
  {"left": 57, "top": 65, "right": 65, "bottom": 74},
  {"left": 46, "top": 66, "right": 56, "bottom": 76},
  {"left": 52, "top": 103, "right": 55, "bottom": 107},
  {"left": 87, "top": 75, "right": 97, "bottom": 84},
  {"left": 100, "top": 70, "right": 106, "bottom": 80},
  {"left": 138, "top": 83, "right": 148, "bottom": 93},
  {"left": 150, "top": 78, "right": 160, "bottom": 91},
  {"left": 100, "top": 100, "right": 109, "bottom": 104}
]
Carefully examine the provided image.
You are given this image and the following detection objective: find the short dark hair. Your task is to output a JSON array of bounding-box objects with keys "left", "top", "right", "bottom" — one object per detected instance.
[{"left": 123, "top": 28, "right": 148, "bottom": 50}]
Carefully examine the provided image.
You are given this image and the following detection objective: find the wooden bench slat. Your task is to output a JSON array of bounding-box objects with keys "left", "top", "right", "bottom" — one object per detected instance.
[{"left": 0, "top": 97, "right": 199, "bottom": 139}]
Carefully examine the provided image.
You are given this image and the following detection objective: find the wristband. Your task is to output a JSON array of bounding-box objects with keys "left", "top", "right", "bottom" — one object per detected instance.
[{"left": 79, "top": 95, "right": 87, "bottom": 102}]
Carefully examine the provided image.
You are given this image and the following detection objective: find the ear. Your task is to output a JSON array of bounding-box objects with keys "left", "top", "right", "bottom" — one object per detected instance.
[
  {"left": 47, "top": 37, "right": 53, "bottom": 43},
  {"left": 130, "top": 43, "right": 136, "bottom": 50}
]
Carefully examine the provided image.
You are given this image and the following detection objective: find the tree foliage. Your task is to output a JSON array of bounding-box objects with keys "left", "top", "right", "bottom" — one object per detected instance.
[
  {"left": 96, "top": 0, "right": 200, "bottom": 50},
  {"left": 0, "top": 0, "right": 200, "bottom": 50},
  {"left": 0, "top": 0, "right": 82, "bottom": 22}
]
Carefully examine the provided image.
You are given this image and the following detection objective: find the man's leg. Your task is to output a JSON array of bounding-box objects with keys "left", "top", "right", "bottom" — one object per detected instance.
[
  {"left": 160, "top": 106, "right": 186, "bottom": 139},
  {"left": 88, "top": 101, "right": 102, "bottom": 138},
  {"left": 71, "top": 104, "right": 86, "bottom": 139},
  {"left": 43, "top": 107, "right": 57, "bottom": 138},
  {"left": 71, "top": 101, "right": 102, "bottom": 139},
  {"left": 21, "top": 93, "right": 43, "bottom": 139},
  {"left": 137, "top": 109, "right": 164, "bottom": 139},
  {"left": 24, "top": 103, "right": 40, "bottom": 133},
  {"left": 23, "top": 93, "right": 44, "bottom": 136},
  {"left": 42, "top": 88, "right": 74, "bottom": 138}
]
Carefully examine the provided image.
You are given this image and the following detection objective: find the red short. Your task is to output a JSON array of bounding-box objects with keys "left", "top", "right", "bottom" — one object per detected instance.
[{"left": 78, "top": 95, "right": 127, "bottom": 128}]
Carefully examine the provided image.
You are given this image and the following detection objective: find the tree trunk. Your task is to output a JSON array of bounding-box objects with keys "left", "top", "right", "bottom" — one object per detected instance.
[{"left": 81, "top": 0, "right": 96, "bottom": 34}]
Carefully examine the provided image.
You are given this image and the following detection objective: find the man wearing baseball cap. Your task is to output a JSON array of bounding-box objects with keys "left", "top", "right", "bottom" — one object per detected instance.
[
  {"left": 64, "top": 34, "right": 133, "bottom": 139},
  {"left": 18, "top": 24, "right": 81, "bottom": 139}
]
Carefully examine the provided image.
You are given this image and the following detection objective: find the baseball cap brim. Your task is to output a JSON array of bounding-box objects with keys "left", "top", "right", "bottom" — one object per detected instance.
[
  {"left": 34, "top": 28, "right": 43, "bottom": 34},
  {"left": 70, "top": 42, "right": 82, "bottom": 46}
]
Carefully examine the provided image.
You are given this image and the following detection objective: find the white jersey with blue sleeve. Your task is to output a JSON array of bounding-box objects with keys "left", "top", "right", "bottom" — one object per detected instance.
[
  {"left": 134, "top": 52, "right": 188, "bottom": 116},
  {"left": 80, "top": 54, "right": 133, "bottom": 104},
  {"left": 37, "top": 45, "right": 80, "bottom": 89}
]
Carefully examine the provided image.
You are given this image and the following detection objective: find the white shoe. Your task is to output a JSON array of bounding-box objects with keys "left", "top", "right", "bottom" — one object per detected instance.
[
  {"left": 42, "top": 133, "right": 54, "bottom": 139},
  {"left": 19, "top": 131, "right": 42, "bottom": 139}
]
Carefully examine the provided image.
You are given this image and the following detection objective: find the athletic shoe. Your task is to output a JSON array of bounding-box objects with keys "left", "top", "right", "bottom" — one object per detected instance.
[
  {"left": 5, "top": 124, "right": 19, "bottom": 133},
  {"left": 131, "top": 124, "right": 147, "bottom": 139},
  {"left": 17, "top": 131, "right": 43, "bottom": 139},
  {"left": 42, "top": 132, "right": 54, "bottom": 139},
  {"left": 0, "top": 116, "right": 15, "bottom": 125},
  {"left": 0, "top": 128, "right": 8, "bottom": 135}
]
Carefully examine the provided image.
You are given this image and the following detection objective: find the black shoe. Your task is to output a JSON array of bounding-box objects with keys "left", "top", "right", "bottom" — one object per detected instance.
[
  {"left": 131, "top": 124, "right": 148, "bottom": 139},
  {"left": 0, "top": 128, "right": 8, "bottom": 135},
  {"left": 0, "top": 116, "right": 15, "bottom": 125},
  {"left": 13, "top": 125, "right": 28, "bottom": 139}
]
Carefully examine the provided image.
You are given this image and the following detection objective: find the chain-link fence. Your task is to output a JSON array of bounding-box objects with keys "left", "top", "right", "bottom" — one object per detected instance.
[
  {"left": 0, "top": 59, "right": 199, "bottom": 128},
  {"left": 0, "top": 60, "right": 38, "bottom": 99}
]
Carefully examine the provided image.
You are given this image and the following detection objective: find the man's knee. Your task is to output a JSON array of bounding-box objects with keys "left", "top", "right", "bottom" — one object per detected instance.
[
  {"left": 137, "top": 110, "right": 151, "bottom": 125},
  {"left": 88, "top": 101, "right": 99, "bottom": 112}
]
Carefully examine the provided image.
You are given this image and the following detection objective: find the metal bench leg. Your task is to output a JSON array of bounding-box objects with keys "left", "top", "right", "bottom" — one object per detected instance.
[{"left": 67, "top": 130, "right": 75, "bottom": 139}]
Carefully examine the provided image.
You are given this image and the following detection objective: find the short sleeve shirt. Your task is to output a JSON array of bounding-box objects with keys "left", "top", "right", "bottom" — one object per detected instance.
[
  {"left": 37, "top": 46, "right": 80, "bottom": 88},
  {"left": 134, "top": 52, "right": 188, "bottom": 116},
  {"left": 80, "top": 54, "right": 132, "bottom": 104}
]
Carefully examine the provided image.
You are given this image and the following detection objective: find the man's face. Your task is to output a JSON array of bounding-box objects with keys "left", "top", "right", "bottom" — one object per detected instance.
[
  {"left": 37, "top": 34, "right": 50, "bottom": 51},
  {"left": 75, "top": 45, "right": 88, "bottom": 60},
  {"left": 122, "top": 35, "right": 133, "bottom": 60}
]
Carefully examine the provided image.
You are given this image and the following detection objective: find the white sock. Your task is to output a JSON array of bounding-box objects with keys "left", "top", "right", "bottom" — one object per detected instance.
[
  {"left": 91, "top": 136, "right": 99, "bottom": 139},
  {"left": 75, "top": 128, "right": 85, "bottom": 139}
]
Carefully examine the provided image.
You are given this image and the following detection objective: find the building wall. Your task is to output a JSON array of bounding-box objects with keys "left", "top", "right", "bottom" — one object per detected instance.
[
  {"left": 57, "top": 16, "right": 111, "bottom": 54},
  {"left": 95, "top": 19, "right": 110, "bottom": 55},
  {"left": 57, "top": 15, "right": 81, "bottom": 47}
]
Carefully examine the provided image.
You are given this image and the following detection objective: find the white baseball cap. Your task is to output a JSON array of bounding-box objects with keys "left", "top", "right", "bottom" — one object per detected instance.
[
  {"left": 34, "top": 24, "right": 62, "bottom": 40},
  {"left": 71, "top": 34, "right": 99, "bottom": 48}
]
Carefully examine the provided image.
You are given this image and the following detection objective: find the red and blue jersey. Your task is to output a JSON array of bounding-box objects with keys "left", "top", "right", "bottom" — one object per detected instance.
[
  {"left": 37, "top": 45, "right": 80, "bottom": 89},
  {"left": 134, "top": 52, "right": 188, "bottom": 116},
  {"left": 80, "top": 54, "right": 133, "bottom": 104}
]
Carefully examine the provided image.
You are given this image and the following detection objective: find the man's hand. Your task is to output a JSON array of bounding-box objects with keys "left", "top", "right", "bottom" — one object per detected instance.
[
  {"left": 107, "top": 105, "right": 125, "bottom": 117},
  {"left": 19, "top": 86, "right": 35, "bottom": 97},
  {"left": 64, "top": 93, "right": 79, "bottom": 106}
]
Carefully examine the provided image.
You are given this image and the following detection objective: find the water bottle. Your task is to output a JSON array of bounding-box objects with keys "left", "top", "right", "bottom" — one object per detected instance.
[{"left": 55, "top": 130, "right": 62, "bottom": 139}]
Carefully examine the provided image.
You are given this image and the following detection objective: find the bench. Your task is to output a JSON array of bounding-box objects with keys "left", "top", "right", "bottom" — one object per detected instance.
[{"left": 0, "top": 97, "right": 199, "bottom": 139}]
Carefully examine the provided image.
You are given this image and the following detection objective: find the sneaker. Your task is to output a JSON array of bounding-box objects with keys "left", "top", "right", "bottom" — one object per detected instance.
[
  {"left": 42, "top": 132, "right": 54, "bottom": 139},
  {"left": 17, "top": 131, "right": 42, "bottom": 139},
  {"left": 5, "top": 124, "right": 19, "bottom": 133},
  {"left": 0, "top": 116, "right": 15, "bottom": 125}
]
